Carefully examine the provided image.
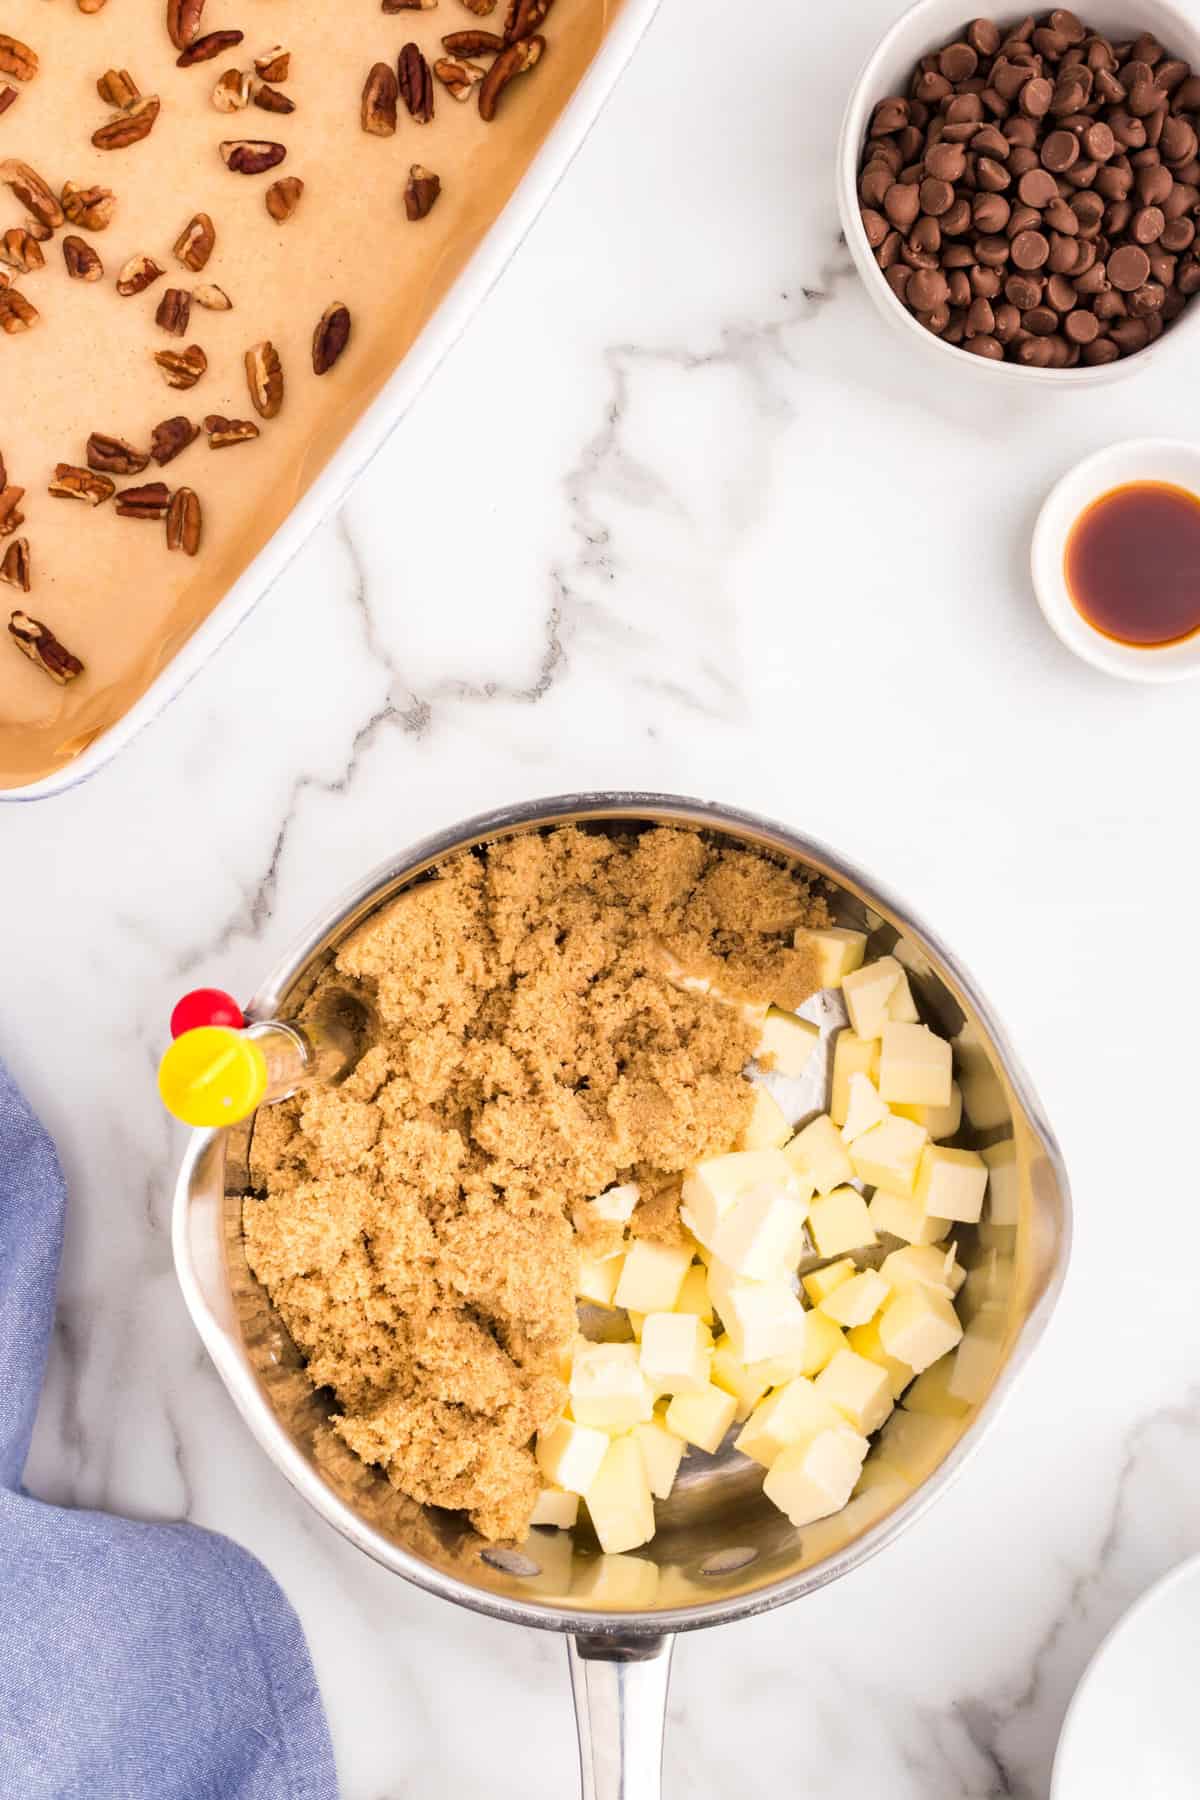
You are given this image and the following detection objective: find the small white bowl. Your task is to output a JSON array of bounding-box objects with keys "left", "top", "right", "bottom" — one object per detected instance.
[
  {"left": 1031, "top": 437, "right": 1200, "bottom": 680},
  {"left": 836, "top": 0, "right": 1200, "bottom": 387}
]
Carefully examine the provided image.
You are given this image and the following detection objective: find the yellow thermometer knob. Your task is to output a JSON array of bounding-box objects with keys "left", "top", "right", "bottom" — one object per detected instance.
[{"left": 158, "top": 1026, "right": 269, "bottom": 1128}]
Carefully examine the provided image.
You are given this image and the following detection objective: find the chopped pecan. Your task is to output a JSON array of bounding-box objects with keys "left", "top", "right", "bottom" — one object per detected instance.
[
  {"left": 0, "top": 162, "right": 64, "bottom": 232},
  {"left": 213, "top": 69, "right": 253, "bottom": 111},
  {"left": 254, "top": 47, "right": 290, "bottom": 82},
  {"left": 167, "top": 0, "right": 207, "bottom": 51},
  {"left": 0, "top": 35, "right": 37, "bottom": 82},
  {"left": 0, "top": 229, "right": 44, "bottom": 274},
  {"left": 177, "top": 29, "right": 243, "bottom": 67},
  {"left": 93, "top": 95, "right": 161, "bottom": 150},
  {"left": 49, "top": 464, "right": 115, "bottom": 506},
  {"left": 0, "top": 486, "right": 25, "bottom": 534},
  {"left": 442, "top": 29, "right": 504, "bottom": 53},
  {"left": 220, "top": 139, "right": 286, "bottom": 174},
  {"left": 253, "top": 81, "right": 294, "bottom": 114},
  {"left": 245, "top": 340, "right": 283, "bottom": 418},
  {"left": 116, "top": 480, "right": 170, "bottom": 518},
  {"left": 116, "top": 253, "right": 164, "bottom": 296},
  {"left": 156, "top": 288, "right": 191, "bottom": 335},
  {"left": 312, "top": 302, "right": 351, "bottom": 374},
  {"left": 434, "top": 56, "right": 484, "bottom": 99},
  {"left": 96, "top": 68, "right": 140, "bottom": 108},
  {"left": 21, "top": 217, "right": 52, "bottom": 245},
  {"left": 193, "top": 282, "right": 232, "bottom": 310},
  {"left": 398, "top": 43, "right": 434, "bottom": 121},
  {"left": 166, "top": 486, "right": 201, "bottom": 554},
  {"left": 265, "top": 176, "right": 303, "bottom": 222},
  {"left": 383, "top": 0, "right": 437, "bottom": 9},
  {"left": 154, "top": 343, "right": 207, "bottom": 388},
  {"left": 0, "top": 290, "right": 37, "bottom": 334},
  {"left": 173, "top": 211, "right": 215, "bottom": 271},
  {"left": 503, "top": 0, "right": 553, "bottom": 41},
  {"left": 461, "top": 0, "right": 498, "bottom": 14},
  {"left": 61, "top": 182, "right": 117, "bottom": 230},
  {"left": 362, "top": 63, "right": 398, "bottom": 136},
  {"left": 203, "top": 413, "right": 259, "bottom": 447},
  {"left": 404, "top": 164, "right": 441, "bottom": 220},
  {"left": 478, "top": 33, "right": 542, "bottom": 120},
  {"left": 0, "top": 85, "right": 16, "bottom": 119},
  {"left": 8, "top": 612, "right": 83, "bottom": 684},
  {"left": 87, "top": 432, "right": 149, "bottom": 476},
  {"left": 151, "top": 416, "right": 199, "bottom": 465},
  {"left": 63, "top": 235, "right": 104, "bottom": 281},
  {"left": 0, "top": 538, "right": 29, "bottom": 593}
]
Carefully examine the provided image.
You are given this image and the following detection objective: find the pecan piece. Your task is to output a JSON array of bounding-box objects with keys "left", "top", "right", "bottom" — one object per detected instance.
[
  {"left": 97, "top": 69, "right": 140, "bottom": 108},
  {"left": 461, "top": 0, "right": 498, "bottom": 12},
  {"left": 0, "top": 162, "right": 64, "bottom": 232},
  {"left": 434, "top": 56, "right": 484, "bottom": 99},
  {"left": 220, "top": 139, "right": 286, "bottom": 174},
  {"left": 0, "top": 229, "right": 45, "bottom": 274},
  {"left": 154, "top": 343, "right": 207, "bottom": 388},
  {"left": 167, "top": 0, "right": 207, "bottom": 51},
  {"left": 312, "top": 301, "right": 351, "bottom": 374},
  {"left": 61, "top": 182, "right": 117, "bottom": 231},
  {"left": 151, "top": 416, "right": 199, "bottom": 465},
  {"left": 173, "top": 210, "right": 215, "bottom": 271},
  {"left": 384, "top": 0, "right": 438, "bottom": 8},
  {"left": 166, "top": 487, "right": 201, "bottom": 554},
  {"left": 116, "top": 480, "right": 170, "bottom": 518},
  {"left": 177, "top": 29, "right": 243, "bottom": 67},
  {"left": 0, "top": 36, "right": 37, "bottom": 82},
  {"left": 93, "top": 95, "right": 161, "bottom": 150},
  {"left": 0, "top": 85, "right": 17, "bottom": 119},
  {"left": 204, "top": 413, "right": 259, "bottom": 447},
  {"left": 253, "top": 82, "right": 294, "bottom": 115},
  {"left": 362, "top": 63, "right": 398, "bottom": 135},
  {"left": 0, "top": 486, "right": 26, "bottom": 534},
  {"left": 8, "top": 612, "right": 83, "bottom": 685},
  {"left": 63, "top": 235, "right": 104, "bottom": 281},
  {"left": 478, "top": 33, "right": 542, "bottom": 120},
  {"left": 503, "top": 0, "right": 553, "bottom": 42},
  {"left": 245, "top": 340, "right": 283, "bottom": 418},
  {"left": 254, "top": 47, "right": 290, "bottom": 82},
  {"left": 404, "top": 164, "right": 441, "bottom": 220},
  {"left": 0, "top": 538, "right": 30, "bottom": 593},
  {"left": 265, "top": 176, "right": 303, "bottom": 222},
  {"left": 87, "top": 432, "right": 149, "bottom": 476},
  {"left": 156, "top": 287, "right": 192, "bottom": 335},
  {"left": 193, "top": 282, "right": 232, "bottom": 310},
  {"left": 116, "top": 253, "right": 164, "bottom": 296},
  {"left": 441, "top": 30, "right": 504, "bottom": 53},
  {"left": 212, "top": 69, "right": 254, "bottom": 112},
  {"left": 49, "top": 464, "right": 115, "bottom": 506},
  {"left": 0, "top": 290, "right": 37, "bottom": 334},
  {"left": 398, "top": 43, "right": 434, "bottom": 121}
]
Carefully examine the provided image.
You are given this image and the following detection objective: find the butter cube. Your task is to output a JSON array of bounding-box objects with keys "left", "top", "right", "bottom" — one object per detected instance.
[
  {"left": 982, "top": 1139, "right": 1019, "bottom": 1225},
  {"left": 818, "top": 1268, "right": 890, "bottom": 1328},
  {"left": 763, "top": 1427, "right": 870, "bottom": 1527},
  {"left": 880, "top": 1243, "right": 959, "bottom": 1298},
  {"left": 537, "top": 1417, "right": 610, "bottom": 1495},
  {"left": 796, "top": 1309, "right": 847, "bottom": 1376},
  {"left": 830, "top": 1032, "right": 880, "bottom": 1126},
  {"left": 868, "top": 1189, "right": 950, "bottom": 1246},
  {"left": 802, "top": 1257, "right": 856, "bottom": 1306},
  {"left": 756, "top": 1007, "right": 820, "bottom": 1077},
  {"left": 713, "top": 1185, "right": 809, "bottom": 1282},
  {"left": 711, "top": 1337, "right": 776, "bottom": 1422},
  {"left": 634, "top": 1412, "right": 685, "bottom": 1499},
  {"left": 734, "top": 1376, "right": 844, "bottom": 1468},
  {"left": 886, "top": 970, "right": 920, "bottom": 1022},
  {"left": 569, "top": 1343, "right": 655, "bottom": 1431},
  {"left": 842, "top": 957, "right": 903, "bottom": 1040},
  {"left": 577, "top": 1251, "right": 624, "bottom": 1307},
  {"left": 841, "top": 1073, "right": 889, "bottom": 1144},
  {"left": 785, "top": 1114, "right": 853, "bottom": 1196},
  {"left": 807, "top": 1186, "right": 876, "bottom": 1258},
  {"left": 707, "top": 1264, "right": 810, "bottom": 1365},
  {"left": 846, "top": 1319, "right": 914, "bottom": 1399},
  {"left": 530, "top": 1486, "right": 580, "bottom": 1529},
  {"left": 878, "top": 1023, "right": 953, "bottom": 1108},
  {"left": 614, "top": 1240, "right": 693, "bottom": 1314},
  {"left": 794, "top": 925, "right": 867, "bottom": 988},
  {"left": 914, "top": 1146, "right": 988, "bottom": 1224},
  {"left": 572, "top": 1552, "right": 659, "bottom": 1608},
  {"left": 737, "top": 1084, "right": 793, "bottom": 1152},
  {"left": 892, "top": 1082, "right": 963, "bottom": 1142},
  {"left": 585, "top": 1435, "right": 656, "bottom": 1555},
  {"left": 680, "top": 1149, "right": 807, "bottom": 1251},
  {"left": 588, "top": 1182, "right": 641, "bottom": 1224},
  {"left": 665, "top": 1383, "right": 738, "bottom": 1454},
  {"left": 674, "top": 1262, "right": 713, "bottom": 1324},
  {"left": 626, "top": 1310, "right": 645, "bottom": 1341},
  {"left": 878, "top": 1287, "right": 963, "bottom": 1376},
  {"left": 638, "top": 1312, "right": 712, "bottom": 1396},
  {"left": 815, "top": 1347, "right": 894, "bottom": 1434},
  {"left": 849, "top": 1115, "right": 929, "bottom": 1197}
]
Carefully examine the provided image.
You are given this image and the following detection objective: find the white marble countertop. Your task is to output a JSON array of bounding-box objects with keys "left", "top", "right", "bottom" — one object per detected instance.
[{"left": 6, "top": 1, "right": 1200, "bottom": 1794}]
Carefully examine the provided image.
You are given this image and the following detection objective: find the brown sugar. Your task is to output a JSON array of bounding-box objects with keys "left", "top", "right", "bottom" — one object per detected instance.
[{"left": 244, "top": 825, "right": 828, "bottom": 1539}]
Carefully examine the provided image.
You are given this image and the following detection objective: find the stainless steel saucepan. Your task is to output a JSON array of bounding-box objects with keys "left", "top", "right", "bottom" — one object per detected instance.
[{"left": 172, "top": 792, "right": 1071, "bottom": 1797}]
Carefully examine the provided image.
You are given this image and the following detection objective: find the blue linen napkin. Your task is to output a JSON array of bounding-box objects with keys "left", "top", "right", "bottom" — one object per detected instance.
[{"left": 0, "top": 1059, "right": 339, "bottom": 1800}]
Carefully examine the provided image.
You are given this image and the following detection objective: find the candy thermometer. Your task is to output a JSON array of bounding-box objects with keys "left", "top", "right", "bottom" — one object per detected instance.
[{"left": 158, "top": 986, "right": 367, "bottom": 1128}]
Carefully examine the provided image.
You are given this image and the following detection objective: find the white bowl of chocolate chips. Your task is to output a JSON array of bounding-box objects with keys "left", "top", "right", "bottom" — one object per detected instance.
[{"left": 837, "top": 0, "right": 1200, "bottom": 380}]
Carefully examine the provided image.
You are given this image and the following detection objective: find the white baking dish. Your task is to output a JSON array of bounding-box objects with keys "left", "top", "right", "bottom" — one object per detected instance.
[{"left": 6, "top": 0, "right": 660, "bottom": 804}]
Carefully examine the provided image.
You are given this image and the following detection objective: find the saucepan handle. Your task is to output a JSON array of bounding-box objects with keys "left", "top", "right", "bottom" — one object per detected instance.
[{"left": 568, "top": 1633, "right": 676, "bottom": 1800}]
